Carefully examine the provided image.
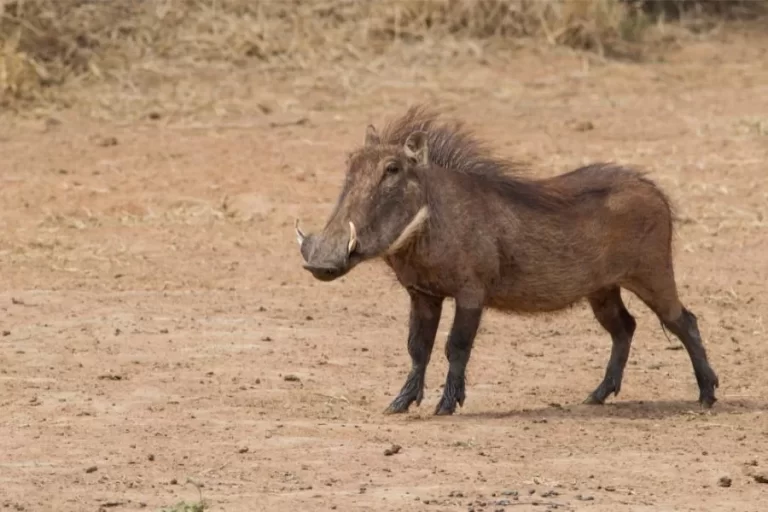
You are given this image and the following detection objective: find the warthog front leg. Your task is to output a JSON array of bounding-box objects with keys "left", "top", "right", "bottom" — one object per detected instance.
[
  {"left": 435, "top": 305, "right": 483, "bottom": 416},
  {"left": 384, "top": 291, "right": 443, "bottom": 414}
]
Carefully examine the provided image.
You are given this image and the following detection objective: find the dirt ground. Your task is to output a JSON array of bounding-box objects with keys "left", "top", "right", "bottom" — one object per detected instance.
[{"left": 2, "top": 30, "right": 768, "bottom": 512}]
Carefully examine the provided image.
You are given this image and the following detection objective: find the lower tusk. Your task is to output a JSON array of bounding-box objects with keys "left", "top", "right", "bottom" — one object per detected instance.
[
  {"left": 348, "top": 221, "right": 357, "bottom": 255},
  {"left": 295, "top": 219, "right": 306, "bottom": 247}
]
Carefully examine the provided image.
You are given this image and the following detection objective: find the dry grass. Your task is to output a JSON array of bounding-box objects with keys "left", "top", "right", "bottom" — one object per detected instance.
[
  {"left": 639, "top": 0, "right": 768, "bottom": 20},
  {"left": 369, "top": 0, "right": 650, "bottom": 57},
  {"left": 0, "top": 0, "right": 765, "bottom": 112}
]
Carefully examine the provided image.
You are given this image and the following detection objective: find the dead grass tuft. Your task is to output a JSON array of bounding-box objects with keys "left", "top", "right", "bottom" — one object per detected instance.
[
  {"left": 0, "top": 0, "right": 140, "bottom": 107},
  {"left": 1, "top": 28, "right": 42, "bottom": 104},
  {"left": 368, "top": 0, "right": 649, "bottom": 59},
  {"left": 0, "top": 0, "right": 765, "bottom": 112},
  {"left": 553, "top": 0, "right": 651, "bottom": 58},
  {"left": 638, "top": 0, "right": 768, "bottom": 21}
]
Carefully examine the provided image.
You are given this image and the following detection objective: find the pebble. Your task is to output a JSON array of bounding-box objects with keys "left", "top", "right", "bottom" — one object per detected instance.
[
  {"left": 718, "top": 476, "right": 732, "bottom": 488},
  {"left": 384, "top": 444, "right": 401, "bottom": 456}
]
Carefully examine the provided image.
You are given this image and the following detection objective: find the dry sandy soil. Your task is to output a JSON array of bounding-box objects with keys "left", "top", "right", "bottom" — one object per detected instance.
[{"left": 2, "top": 31, "right": 768, "bottom": 512}]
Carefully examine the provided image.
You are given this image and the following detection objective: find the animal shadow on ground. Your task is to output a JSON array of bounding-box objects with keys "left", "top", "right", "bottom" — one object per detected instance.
[{"left": 441, "top": 398, "right": 768, "bottom": 422}]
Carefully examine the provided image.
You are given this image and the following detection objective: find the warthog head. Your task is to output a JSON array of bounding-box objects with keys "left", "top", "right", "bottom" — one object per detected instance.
[{"left": 295, "top": 127, "right": 430, "bottom": 282}]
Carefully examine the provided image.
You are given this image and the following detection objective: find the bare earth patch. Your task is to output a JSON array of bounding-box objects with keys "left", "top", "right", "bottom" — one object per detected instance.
[{"left": 2, "top": 34, "right": 768, "bottom": 512}]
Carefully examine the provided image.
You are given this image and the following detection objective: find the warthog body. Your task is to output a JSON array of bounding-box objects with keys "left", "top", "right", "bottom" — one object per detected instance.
[{"left": 296, "top": 105, "right": 719, "bottom": 415}]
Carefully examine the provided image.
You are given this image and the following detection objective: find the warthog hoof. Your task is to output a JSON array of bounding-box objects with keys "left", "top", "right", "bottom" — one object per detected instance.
[
  {"left": 384, "top": 377, "right": 425, "bottom": 414},
  {"left": 582, "top": 393, "right": 606, "bottom": 406},
  {"left": 697, "top": 368, "right": 719, "bottom": 409},
  {"left": 583, "top": 375, "right": 622, "bottom": 406},
  {"left": 699, "top": 390, "right": 718, "bottom": 409},
  {"left": 384, "top": 394, "right": 421, "bottom": 414},
  {"left": 434, "top": 378, "right": 465, "bottom": 415}
]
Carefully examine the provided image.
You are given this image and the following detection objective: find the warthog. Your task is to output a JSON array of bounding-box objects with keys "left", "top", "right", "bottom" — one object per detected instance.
[{"left": 295, "top": 105, "right": 719, "bottom": 415}]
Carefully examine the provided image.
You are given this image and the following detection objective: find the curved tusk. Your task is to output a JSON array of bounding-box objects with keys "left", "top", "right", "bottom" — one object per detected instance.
[
  {"left": 348, "top": 221, "right": 357, "bottom": 255},
  {"left": 295, "top": 219, "right": 306, "bottom": 247}
]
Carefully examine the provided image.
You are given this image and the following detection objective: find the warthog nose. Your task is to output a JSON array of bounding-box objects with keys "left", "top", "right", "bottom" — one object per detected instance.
[{"left": 302, "top": 263, "right": 345, "bottom": 282}]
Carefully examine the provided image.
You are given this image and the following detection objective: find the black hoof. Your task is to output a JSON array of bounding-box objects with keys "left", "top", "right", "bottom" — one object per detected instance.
[
  {"left": 383, "top": 382, "right": 424, "bottom": 415},
  {"left": 434, "top": 394, "right": 459, "bottom": 415},
  {"left": 384, "top": 395, "right": 418, "bottom": 414},
  {"left": 699, "top": 393, "right": 717, "bottom": 409},
  {"left": 697, "top": 370, "right": 719, "bottom": 409},
  {"left": 434, "top": 379, "right": 465, "bottom": 416},
  {"left": 583, "top": 393, "right": 605, "bottom": 405},
  {"left": 584, "top": 377, "right": 620, "bottom": 406}
]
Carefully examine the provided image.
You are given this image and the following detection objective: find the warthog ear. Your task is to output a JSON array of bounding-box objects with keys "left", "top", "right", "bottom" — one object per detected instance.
[
  {"left": 365, "top": 125, "right": 381, "bottom": 146},
  {"left": 404, "top": 131, "right": 429, "bottom": 166}
]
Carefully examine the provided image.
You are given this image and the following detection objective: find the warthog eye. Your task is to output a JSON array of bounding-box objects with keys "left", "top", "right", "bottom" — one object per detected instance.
[{"left": 385, "top": 162, "right": 400, "bottom": 175}]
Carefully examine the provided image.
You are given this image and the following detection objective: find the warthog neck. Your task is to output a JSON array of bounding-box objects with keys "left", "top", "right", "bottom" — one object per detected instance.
[{"left": 384, "top": 206, "right": 430, "bottom": 256}]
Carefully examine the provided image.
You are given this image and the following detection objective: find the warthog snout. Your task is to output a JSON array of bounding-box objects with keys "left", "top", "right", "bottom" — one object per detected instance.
[{"left": 295, "top": 219, "right": 358, "bottom": 282}]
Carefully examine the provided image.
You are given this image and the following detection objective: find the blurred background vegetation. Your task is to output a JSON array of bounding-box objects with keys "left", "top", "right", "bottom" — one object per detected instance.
[{"left": 1, "top": 0, "right": 765, "bottom": 112}]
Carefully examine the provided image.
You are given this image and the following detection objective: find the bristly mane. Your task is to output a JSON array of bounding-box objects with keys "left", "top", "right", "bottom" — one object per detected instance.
[{"left": 378, "top": 104, "right": 570, "bottom": 211}]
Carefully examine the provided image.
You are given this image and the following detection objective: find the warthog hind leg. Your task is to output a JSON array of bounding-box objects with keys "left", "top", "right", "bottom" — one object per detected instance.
[
  {"left": 584, "top": 286, "right": 637, "bottom": 405},
  {"left": 624, "top": 269, "right": 720, "bottom": 408},
  {"left": 663, "top": 307, "right": 719, "bottom": 408}
]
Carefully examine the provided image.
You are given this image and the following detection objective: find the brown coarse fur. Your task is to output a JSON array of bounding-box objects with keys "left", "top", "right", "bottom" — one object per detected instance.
[
  {"left": 379, "top": 106, "right": 676, "bottom": 314},
  {"left": 297, "top": 105, "right": 719, "bottom": 416}
]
